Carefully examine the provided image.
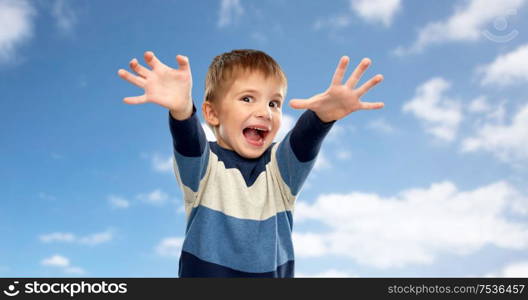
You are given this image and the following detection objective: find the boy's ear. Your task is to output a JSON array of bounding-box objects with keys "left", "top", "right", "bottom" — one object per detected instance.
[{"left": 202, "top": 101, "right": 220, "bottom": 127}]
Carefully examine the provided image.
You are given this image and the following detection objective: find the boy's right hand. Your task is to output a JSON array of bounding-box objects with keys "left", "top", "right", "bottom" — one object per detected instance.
[{"left": 118, "top": 51, "right": 193, "bottom": 120}]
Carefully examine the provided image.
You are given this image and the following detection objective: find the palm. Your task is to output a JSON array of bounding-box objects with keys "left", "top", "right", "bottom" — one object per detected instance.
[
  {"left": 289, "top": 56, "right": 384, "bottom": 123},
  {"left": 143, "top": 64, "right": 191, "bottom": 110},
  {"left": 118, "top": 51, "right": 192, "bottom": 112}
]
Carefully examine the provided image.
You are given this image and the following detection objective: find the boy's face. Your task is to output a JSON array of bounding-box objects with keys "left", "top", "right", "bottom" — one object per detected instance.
[{"left": 207, "top": 71, "right": 285, "bottom": 159}]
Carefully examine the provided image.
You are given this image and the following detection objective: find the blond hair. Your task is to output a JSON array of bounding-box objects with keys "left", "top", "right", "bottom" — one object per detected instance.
[{"left": 204, "top": 49, "right": 287, "bottom": 103}]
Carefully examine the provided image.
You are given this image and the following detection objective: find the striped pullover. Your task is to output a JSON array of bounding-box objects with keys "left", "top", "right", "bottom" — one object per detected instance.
[{"left": 169, "top": 105, "right": 334, "bottom": 277}]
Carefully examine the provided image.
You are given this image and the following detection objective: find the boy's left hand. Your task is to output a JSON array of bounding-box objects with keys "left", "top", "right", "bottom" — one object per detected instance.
[{"left": 289, "top": 56, "right": 384, "bottom": 123}]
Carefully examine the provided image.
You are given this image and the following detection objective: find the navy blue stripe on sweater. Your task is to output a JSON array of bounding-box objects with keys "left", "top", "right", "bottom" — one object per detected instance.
[
  {"left": 168, "top": 105, "right": 209, "bottom": 192},
  {"left": 182, "top": 205, "right": 294, "bottom": 273},
  {"left": 209, "top": 142, "right": 273, "bottom": 187},
  {"left": 179, "top": 251, "right": 294, "bottom": 278},
  {"left": 289, "top": 109, "right": 335, "bottom": 162},
  {"left": 275, "top": 132, "right": 314, "bottom": 196},
  {"left": 275, "top": 109, "right": 334, "bottom": 195},
  {"left": 168, "top": 105, "right": 208, "bottom": 157}
]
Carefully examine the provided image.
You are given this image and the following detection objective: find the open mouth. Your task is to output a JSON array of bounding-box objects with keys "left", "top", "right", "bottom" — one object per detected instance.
[{"left": 242, "top": 126, "right": 270, "bottom": 147}]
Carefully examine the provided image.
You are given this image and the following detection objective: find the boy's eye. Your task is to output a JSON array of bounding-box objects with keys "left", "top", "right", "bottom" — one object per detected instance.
[
  {"left": 269, "top": 100, "right": 281, "bottom": 108},
  {"left": 241, "top": 96, "right": 253, "bottom": 103}
]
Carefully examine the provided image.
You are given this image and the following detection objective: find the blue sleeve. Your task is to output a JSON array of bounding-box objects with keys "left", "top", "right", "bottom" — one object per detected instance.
[
  {"left": 168, "top": 104, "right": 210, "bottom": 193},
  {"left": 275, "top": 109, "right": 335, "bottom": 196}
]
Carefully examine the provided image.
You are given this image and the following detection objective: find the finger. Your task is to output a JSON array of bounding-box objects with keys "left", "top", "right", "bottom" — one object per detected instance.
[
  {"left": 345, "top": 58, "right": 371, "bottom": 88},
  {"left": 144, "top": 51, "right": 164, "bottom": 69},
  {"left": 130, "top": 58, "right": 150, "bottom": 78},
  {"left": 176, "top": 55, "right": 191, "bottom": 72},
  {"left": 359, "top": 101, "right": 384, "bottom": 110},
  {"left": 123, "top": 94, "right": 148, "bottom": 105},
  {"left": 356, "top": 74, "right": 383, "bottom": 96},
  {"left": 289, "top": 98, "right": 311, "bottom": 110},
  {"left": 117, "top": 69, "right": 146, "bottom": 88},
  {"left": 330, "top": 56, "right": 349, "bottom": 86}
]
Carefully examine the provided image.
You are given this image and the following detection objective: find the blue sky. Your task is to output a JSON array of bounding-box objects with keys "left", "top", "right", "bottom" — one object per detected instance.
[{"left": 1, "top": 0, "right": 528, "bottom": 277}]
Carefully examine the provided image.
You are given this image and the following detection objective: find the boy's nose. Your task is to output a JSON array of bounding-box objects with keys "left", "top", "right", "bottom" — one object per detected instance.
[{"left": 255, "top": 105, "right": 272, "bottom": 120}]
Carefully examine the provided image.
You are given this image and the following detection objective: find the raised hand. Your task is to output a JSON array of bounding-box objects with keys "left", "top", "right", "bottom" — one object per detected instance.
[
  {"left": 117, "top": 51, "right": 193, "bottom": 119},
  {"left": 289, "top": 56, "right": 384, "bottom": 123}
]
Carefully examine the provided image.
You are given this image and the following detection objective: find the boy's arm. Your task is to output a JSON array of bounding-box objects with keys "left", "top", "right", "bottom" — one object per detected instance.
[
  {"left": 169, "top": 104, "right": 207, "bottom": 157},
  {"left": 275, "top": 56, "right": 384, "bottom": 198},
  {"left": 168, "top": 104, "right": 209, "bottom": 194},
  {"left": 274, "top": 109, "right": 334, "bottom": 198},
  {"left": 118, "top": 51, "right": 208, "bottom": 194}
]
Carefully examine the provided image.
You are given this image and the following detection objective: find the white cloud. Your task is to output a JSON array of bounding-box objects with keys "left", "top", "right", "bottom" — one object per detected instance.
[
  {"left": 296, "top": 269, "right": 356, "bottom": 278},
  {"left": 156, "top": 237, "right": 184, "bottom": 257},
  {"left": 294, "top": 180, "right": 528, "bottom": 269},
  {"left": 40, "top": 232, "right": 75, "bottom": 243},
  {"left": 218, "top": 0, "right": 244, "bottom": 28},
  {"left": 137, "top": 189, "right": 168, "bottom": 206},
  {"left": 177, "top": 204, "right": 185, "bottom": 214},
  {"left": 469, "top": 98, "right": 507, "bottom": 124},
  {"left": 314, "top": 14, "right": 352, "bottom": 31},
  {"left": 292, "top": 232, "right": 328, "bottom": 257},
  {"left": 314, "top": 0, "right": 400, "bottom": 32},
  {"left": 152, "top": 153, "right": 173, "bottom": 172},
  {"left": 500, "top": 261, "right": 528, "bottom": 277},
  {"left": 108, "top": 195, "right": 130, "bottom": 209},
  {"left": 0, "top": 0, "right": 35, "bottom": 64},
  {"left": 39, "top": 230, "right": 113, "bottom": 246},
  {"left": 478, "top": 44, "right": 528, "bottom": 87},
  {"left": 336, "top": 149, "right": 352, "bottom": 160},
  {"left": 78, "top": 230, "right": 113, "bottom": 246},
  {"left": 394, "top": 0, "right": 526, "bottom": 55},
  {"left": 202, "top": 122, "right": 217, "bottom": 141},
  {"left": 461, "top": 102, "right": 528, "bottom": 165},
  {"left": 109, "top": 188, "right": 176, "bottom": 208},
  {"left": 468, "top": 96, "right": 491, "bottom": 114},
  {"left": 366, "top": 118, "right": 395, "bottom": 134},
  {"left": 402, "top": 77, "right": 462, "bottom": 142},
  {"left": 41, "top": 254, "right": 85, "bottom": 275},
  {"left": 314, "top": 150, "right": 331, "bottom": 171},
  {"left": 275, "top": 113, "right": 295, "bottom": 142},
  {"left": 326, "top": 124, "right": 347, "bottom": 142},
  {"left": 488, "top": 101, "right": 508, "bottom": 124},
  {"left": 490, "top": 261, "right": 528, "bottom": 277},
  {"left": 41, "top": 255, "right": 70, "bottom": 268},
  {"left": 51, "top": 0, "right": 77, "bottom": 35},
  {"left": 350, "top": 0, "right": 401, "bottom": 27}
]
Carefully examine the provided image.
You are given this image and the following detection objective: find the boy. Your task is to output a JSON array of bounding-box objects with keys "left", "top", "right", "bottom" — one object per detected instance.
[{"left": 117, "top": 49, "right": 383, "bottom": 277}]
